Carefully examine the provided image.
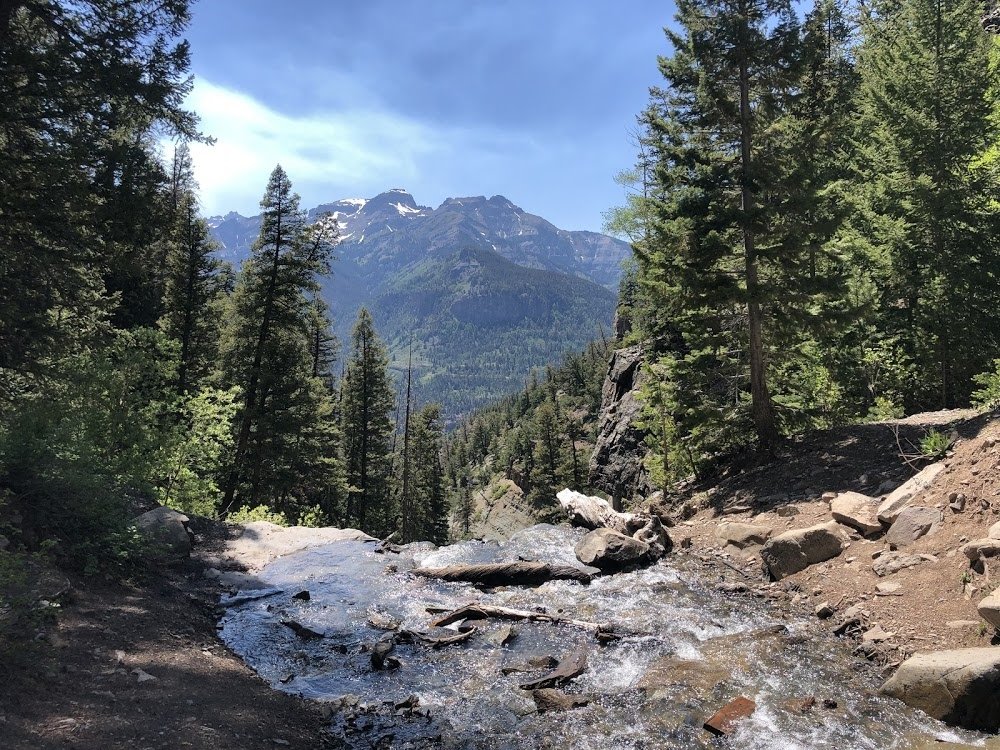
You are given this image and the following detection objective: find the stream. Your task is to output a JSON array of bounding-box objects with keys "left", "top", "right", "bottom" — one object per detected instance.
[{"left": 220, "top": 524, "right": 989, "bottom": 749}]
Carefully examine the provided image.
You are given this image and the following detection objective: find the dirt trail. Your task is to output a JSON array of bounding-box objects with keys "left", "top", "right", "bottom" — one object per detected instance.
[{"left": 0, "top": 521, "right": 370, "bottom": 750}]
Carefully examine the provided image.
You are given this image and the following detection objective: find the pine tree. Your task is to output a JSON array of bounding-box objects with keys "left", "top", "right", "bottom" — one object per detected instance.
[
  {"left": 853, "top": 0, "right": 1000, "bottom": 408},
  {"left": 409, "top": 403, "right": 448, "bottom": 544},
  {"left": 340, "top": 308, "right": 396, "bottom": 536},
  {"left": 219, "top": 165, "right": 339, "bottom": 514},
  {"left": 161, "top": 191, "right": 223, "bottom": 397},
  {"left": 638, "top": 0, "right": 851, "bottom": 466}
]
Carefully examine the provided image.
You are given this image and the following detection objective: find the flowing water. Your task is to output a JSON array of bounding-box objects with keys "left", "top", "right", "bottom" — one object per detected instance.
[{"left": 220, "top": 524, "right": 989, "bottom": 749}]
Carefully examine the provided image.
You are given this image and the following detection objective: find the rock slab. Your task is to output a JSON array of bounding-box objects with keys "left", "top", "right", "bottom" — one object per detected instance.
[
  {"left": 877, "top": 462, "right": 945, "bottom": 524},
  {"left": 885, "top": 506, "right": 942, "bottom": 547},
  {"left": 715, "top": 522, "right": 773, "bottom": 549},
  {"left": 978, "top": 590, "right": 1000, "bottom": 630},
  {"left": 830, "top": 492, "right": 882, "bottom": 535},
  {"left": 760, "top": 522, "right": 846, "bottom": 580},
  {"left": 881, "top": 648, "right": 1000, "bottom": 732}
]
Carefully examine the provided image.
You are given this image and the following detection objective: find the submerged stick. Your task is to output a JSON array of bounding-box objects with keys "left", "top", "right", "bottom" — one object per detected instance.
[
  {"left": 412, "top": 561, "right": 595, "bottom": 587},
  {"left": 430, "top": 603, "right": 612, "bottom": 634}
]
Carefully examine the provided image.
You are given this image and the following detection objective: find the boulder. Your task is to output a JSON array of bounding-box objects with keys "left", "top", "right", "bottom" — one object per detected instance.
[
  {"left": 881, "top": 648, "right": 1000, "bottom": 731},
  {"left": 715, "top": 522, "right": 773, "bottom": 549},
  {"left": 989, "top": 521, "right": 1000, "bottom": 540},
  {"left": 829, "top": 492, "right": 882, "bottom": 535},
  {"left": 760, "top": 522, "right": 846, "bottom": 580},
  {"left": 574, "top": 528, "right": 650, "bottom": 570},
  {"left": 877, "top": 462, "right": 945, "bottom": 524},
  {"left": 885, "top": 506, "right": 942, "bottom": 547},
  {"left": 962, "top": 539, "right": 1000, "bottom": 562},
  {"left": 132, "top": 506, "right": 193, "bottom": 557},
  {"left": 587, "top": 346, "right": 652, "bottom": 501},
  {"left": 978, "top": 590, "right": 1000, "bottom": 630}
]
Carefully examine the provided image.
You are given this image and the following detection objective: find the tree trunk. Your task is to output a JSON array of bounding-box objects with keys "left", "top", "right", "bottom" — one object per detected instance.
[{"left": 737, "top": 5, "right": 778, "bottom": 449}]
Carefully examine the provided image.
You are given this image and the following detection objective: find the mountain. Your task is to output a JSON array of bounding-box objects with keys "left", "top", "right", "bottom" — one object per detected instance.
[{"left": 208, "top": 190, "right": 628, "bottom": 418}]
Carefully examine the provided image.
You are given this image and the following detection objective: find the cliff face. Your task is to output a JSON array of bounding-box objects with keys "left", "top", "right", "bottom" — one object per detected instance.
[{"left": 588, "top": 344, "right": 652, "bottom": 505}]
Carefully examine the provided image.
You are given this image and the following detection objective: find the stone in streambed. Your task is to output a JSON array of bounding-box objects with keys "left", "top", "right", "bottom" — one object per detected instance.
[
  {"left": 703, "top": 696, "right": 756, "bottom": 736},
  {"left": 575, "top": 528, "right": 650, "bottom": 570},
  {"left": 531, "top": 688, "right": 590, "bottom": 712}
]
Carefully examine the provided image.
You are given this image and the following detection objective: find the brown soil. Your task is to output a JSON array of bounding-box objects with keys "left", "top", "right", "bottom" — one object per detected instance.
[
  {"left": 671, "top": 408, "right": 1000, "bottom": 664},
  {"left": 0, "top": 522, "right": 343, "bottom": 750}
]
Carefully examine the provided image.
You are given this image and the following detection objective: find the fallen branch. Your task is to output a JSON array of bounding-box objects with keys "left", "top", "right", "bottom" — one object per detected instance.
[
  {"left": 398, "top": 626, "right": 478, "bottom": 649},
  {"left": 430, "top": 603, "right": 615, "bottom": 635},
  {"left": 412, "top": 561, "right": 595, "bottom": 587}
]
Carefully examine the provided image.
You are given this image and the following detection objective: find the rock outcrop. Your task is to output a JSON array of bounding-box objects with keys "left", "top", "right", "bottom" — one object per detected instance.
[
  {"left": 587, "top": 346, "right": 651, "bottom": 504},
  {"left": 881, "top": 648, "right": 1000, "bottom": 731},
  {"left": 760, "top": 522, "right": 847, "bottom": 580}
]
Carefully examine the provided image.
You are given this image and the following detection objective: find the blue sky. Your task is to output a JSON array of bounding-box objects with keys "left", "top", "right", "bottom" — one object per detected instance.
[{"left": 183, "top": 0, "right": 675, "bottom": 232}]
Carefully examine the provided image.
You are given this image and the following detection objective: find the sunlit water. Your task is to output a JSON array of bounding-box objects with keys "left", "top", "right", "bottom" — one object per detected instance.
[{"left": 220, "top": 524, "right": 987, "bottom": 749}]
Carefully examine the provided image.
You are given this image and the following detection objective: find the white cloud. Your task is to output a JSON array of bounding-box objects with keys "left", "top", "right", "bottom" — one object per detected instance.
[{"left": 182, "top": 78, "right": 541, "bottom": 217}]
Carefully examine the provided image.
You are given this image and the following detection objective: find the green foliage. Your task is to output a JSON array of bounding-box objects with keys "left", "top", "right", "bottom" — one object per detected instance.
[
  {"left": 972, "top": 360, "right": 1000, "bottom": 409},
  {"left": 919, "top": 429, "right": 952, "bottom": 459},
  {"left": 228, "top": 504, "right": 289, "bottom": 526}
]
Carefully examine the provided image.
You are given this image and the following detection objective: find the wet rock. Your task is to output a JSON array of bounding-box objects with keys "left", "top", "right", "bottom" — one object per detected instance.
[
  {"left": 281, "top": 620, "right": 324, "bottom": 639},
  {"left": 760, "top": 522, "right": 847, "bottom": 580},
  {"left": 519, "top": 646, "right": 588, "bottom": 690},
  {"left": 292, "top": 590, "right": 311, "bottom": 601},
  {"left": 588, "top": 345, "right": 652, "bottom": 501},
  {"left": 872, "top": 551, "right": 927, "bottom": 577},
  {"left": 885, "top": 507, "right": 942, "bottom": 547},
  {"left": 132, "top": 506, "right": 193, "bottom": 558},
  {"left": 370, "top": 636, "right": 398, "bottom": 670},
  {"left": 575, "top": 528, "right": 650, "bottom": 571},
  {"left": 784, "top": 696, "right": 816, "bottom": 713},
  {"left": 703, "top": 696, "right": 756, "bottom": 736},
  {"left": 486, "top": 624, "right": 517, "bottom": 647},
  {"left": 501, "top": 655, "right": 558, "bottom": 675},
  {"left": 830, "top": 492, "right": 882, "bottom": 535},
  {"left": 881, "top": 648, "right": 1000, "bottom": 731},
  {"left": 976, "top": 589, "right": 1000, "bottom": 629},
  {"left": 531, "top": 688, "right": 590, "bottom": 712},
  {"left": 637, "top": 657, "right": 728, "bottom": 694},
  {"left": 715, "top": 522, "right": 773, "bottom": 549},
  {"left": 877, "top": 463, "right": 946, "bottom": 524}
]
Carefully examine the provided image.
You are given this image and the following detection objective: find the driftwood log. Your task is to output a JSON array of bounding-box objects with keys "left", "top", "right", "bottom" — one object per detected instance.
[
  {"left": 411, "top": 561, "right": 595, "bottom": 587},
  {"left": 430, "top": 603, "right": 616, "bottom": 635},
  {"left": 556, "top": 488, "right": 670, "bottom": 559}
]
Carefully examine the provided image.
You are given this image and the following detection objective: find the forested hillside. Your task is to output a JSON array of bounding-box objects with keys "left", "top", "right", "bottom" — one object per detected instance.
[
  {"left": 445, "top": 339, "right": 611, "bottom": 537},
  {"left": 608, "top": 0, "right": 1000, "bottom": 489},
  {"left": 0, "top": 1, "right": 449, "bottom": 573}
]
